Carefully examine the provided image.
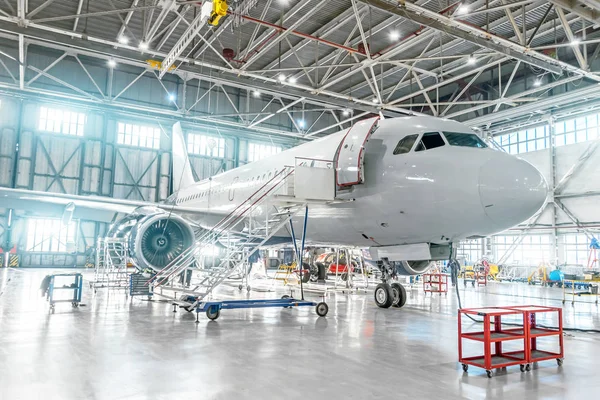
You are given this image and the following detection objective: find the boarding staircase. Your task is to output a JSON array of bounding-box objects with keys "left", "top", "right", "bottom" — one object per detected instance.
[{"left": 151, "top": 166, "right": 309, "bottom": 308}]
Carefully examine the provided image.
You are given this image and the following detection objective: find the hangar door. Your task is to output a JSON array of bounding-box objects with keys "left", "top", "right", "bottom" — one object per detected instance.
[{"left": 335, "top": 116, "right": 379, "bottom": 187}]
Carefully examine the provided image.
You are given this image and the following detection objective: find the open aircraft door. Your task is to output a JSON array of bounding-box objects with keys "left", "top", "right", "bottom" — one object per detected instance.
[{"left": 335, "top": 116, "right": 379, "bottom": 187}]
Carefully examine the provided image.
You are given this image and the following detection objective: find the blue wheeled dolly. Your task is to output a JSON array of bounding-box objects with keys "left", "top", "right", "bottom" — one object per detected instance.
[
  {"left": 47, "top": 273, "right": 83, "bottom": 312},
  {"left": 192, "top": 296, "right": 329, "bottom": 321}
]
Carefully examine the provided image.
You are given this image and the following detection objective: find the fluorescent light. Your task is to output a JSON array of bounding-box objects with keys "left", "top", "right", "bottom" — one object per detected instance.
[
  {"left": 107, "top": 59, "right": 117, "bottom": 68},
  {"left": 571, "top": 38, "right": 580, "bottom": 46},
  {"left": 467, "top": 55, "right": 476, "bottom": 65},
  {"left": 139, "top": 41, "right": 149, "bottom": 50},
  {"left": 533, "top": 79, "right": 542, "bottom": 87},
  {"left": 372, "top": 98, "right": 379, "bottom": 104},
  {"left": 278, "top": 73, "right": 286, "bottom": 82},
  {"left": 288, "top": 76, "right": 297, "bottom": 84},
  {"left": 118, "top": 36, "right": 129, "bottom": 45},
  {"left": 168, "top": 94, "right": 176, "bottom": 101},
  {"left": 390, "top": 31, "right": 400, "bottom": 41},
  {"left": 457, "top": 4, "right": 469, "bottom": 14},
  {"left": 298, "top": 119, "right": 305, "bottom": 128},
  {"left": 342, "top": 109, "right": 350, "bottom": 116},
  {"left": 253, "top": 90, "right": 261, "bottom": 98}
]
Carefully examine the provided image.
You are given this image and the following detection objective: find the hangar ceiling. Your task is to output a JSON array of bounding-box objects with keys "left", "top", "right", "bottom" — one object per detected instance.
[{"left": 0, "top": 0, "right": 600, "bottom": 137}]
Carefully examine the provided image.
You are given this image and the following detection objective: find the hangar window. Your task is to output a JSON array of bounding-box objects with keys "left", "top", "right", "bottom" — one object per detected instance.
[
  {"left": 38, "top": 106, "right": 85, "bottom": 136},
  {"left": 248, "top": 142, "right": 281, "bottom": 162},
  {"left": 493, "top": 234, "right": 551, "bottom": 264},
  {"left": 117, "top": 122, "right": 161, "bottom": 149},
  {"left": 563, "top": 234, "right": 589, "bottom": 265},
  {"left": 188, "top": 133, "right": 225, "bottom": 158},
  {"left": 393, "top": 134, "right": 418, "bottom": 155},
  {"left": 443, "top": 132, "right": 487, "bottom": 148},
  {"left": 414, "top": 132, "right": 445, "bottom": 152},
  {"left": 26, "top": 218, "right": 77, "bottom": 252},
  {"left": 495, "top": 126, "right": 548, "bottom": 154},
  {"left": 555, "top": 113, "right": 599, "bottom": 147}
]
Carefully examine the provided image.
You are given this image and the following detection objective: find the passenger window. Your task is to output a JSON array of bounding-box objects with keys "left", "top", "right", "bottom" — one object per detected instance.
[
  {"left": 415, "top": 132, "right": 445, "bottom": 152},
  {"left": 443, "top": 132, "right": 487, "bottom": 148},
  {"left": 393, "top": 134, "right": 419, "bottom": 155}
]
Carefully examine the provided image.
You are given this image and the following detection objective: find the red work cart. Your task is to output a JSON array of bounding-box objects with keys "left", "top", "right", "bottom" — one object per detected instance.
[
  {"left": 423, "top": 273, "right": 449, "bottom": 295},
  {"left": 458, "top": 305, "right": 564, "bottom": 378}
]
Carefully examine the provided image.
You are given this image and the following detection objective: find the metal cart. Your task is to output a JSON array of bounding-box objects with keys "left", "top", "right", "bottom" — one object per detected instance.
[
  {"left": 46, "top": 273, "right": 83, "bottom": 311},
  {"left": 187, "top": 296, "right": 329, "bottom": 321}
]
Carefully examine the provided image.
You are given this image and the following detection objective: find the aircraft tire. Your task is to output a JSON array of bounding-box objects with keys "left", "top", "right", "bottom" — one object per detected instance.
[
  {"left": 391, "top": 283, "right": 407, "bottom": 308},
  {"left": 374, "top": 283, "right": 394, "bottom": 308}
]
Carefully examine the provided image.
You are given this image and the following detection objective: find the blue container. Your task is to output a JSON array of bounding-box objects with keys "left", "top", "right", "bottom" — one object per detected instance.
[{"left": 549, "top": 269, "right": 564, "bottom": 282}]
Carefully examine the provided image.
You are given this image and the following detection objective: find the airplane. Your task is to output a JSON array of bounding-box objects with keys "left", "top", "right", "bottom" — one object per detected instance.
[{"left": 0, "top": 115, "right": 548, "bottom": 309}]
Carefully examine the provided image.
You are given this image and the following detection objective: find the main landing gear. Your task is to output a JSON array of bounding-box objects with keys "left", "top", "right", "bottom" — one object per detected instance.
[
  {"left": 374, "top": 258, "right": 408, "bottom": 309},
  {"left": 374, "top": 282, "right": 407, "bottom": 308}
]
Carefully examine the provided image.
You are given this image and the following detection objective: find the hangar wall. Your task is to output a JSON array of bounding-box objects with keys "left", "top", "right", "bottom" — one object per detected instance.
[{"left": 0, "top": 93, "right": 301, "bottom": 268}]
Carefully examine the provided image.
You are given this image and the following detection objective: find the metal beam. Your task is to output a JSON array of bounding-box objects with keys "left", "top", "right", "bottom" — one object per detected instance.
[
  {"left": 556, "top": 7, "right": 588, "bottom": 69},
  {"left": 360, "top": 0, "right": 593, "bottom": 78},
  {"left": 0, "top": 22, "right": 391, "bottom": 117},
  {"left": 548, "top": 0, "right": 600, "bottom": 25},
  {"left": 241, "top": 0, "right": 327, "bottom": 71},
  {"left": 18, "top": 34, "right": 24, "bottom": 90}
]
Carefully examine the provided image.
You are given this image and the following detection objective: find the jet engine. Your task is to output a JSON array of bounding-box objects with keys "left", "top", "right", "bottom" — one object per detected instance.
[
  {"left": 108, "top": 207, "right": 195, "bottom": 272},
  {"left": 393, "top": 260, "right": 433, "bottom": 275}
]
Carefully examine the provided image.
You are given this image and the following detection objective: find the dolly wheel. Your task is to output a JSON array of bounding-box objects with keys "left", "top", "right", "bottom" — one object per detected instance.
[
  {"left": 462, "top": 364, "right": 468, "bottom": 372},
  {"left": 557, "top": 358, "right": 563, "bottom": 366},
  {"left": 281, "top": 295, "right": 292, "bottom": 308},
  {"left": 486, "top": 370, "right": 492, "bottom": 378},
  {"left": 316, "top": 302, "right": 329, "bottom": 317},
  {"left": 520, "top": 364, "right": 525, "bottom": 372},
  {"left": 206, "top": 306, "right": 220, "bottom": 320},
  {"left": 525, "top": 364, "right": 531, "bottom": 371}
]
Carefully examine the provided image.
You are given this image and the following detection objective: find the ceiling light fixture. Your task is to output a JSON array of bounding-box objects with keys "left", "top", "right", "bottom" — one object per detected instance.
[
  {"left": 288, "top": 76, "right": 297, "bottom": 84},
  {"left": 390, "top": 31, "right": 400, "bottom": 41},
  {"left": 107, "top": 59, "right": 117, "bottom": 68},
  {"left": 571, "top": 38, "right": 581, "bottom": 46},
  {"left": 253, "top": 90, "right": 261, "bottom": 98},
  {"left": 467, "top": 55, "right": 476, "bottom": 65},
  {"left": 278, "top": 73, "right": 286, "bottom": 82},
  {"left": 138, "top": 41, "right": 149, "bottom": 51},
  {"left": 118, "top": 36, "right": 129, "bottom": 45},
  {"left": 457, "top": 4, "right": 469, "bottom": 14}
]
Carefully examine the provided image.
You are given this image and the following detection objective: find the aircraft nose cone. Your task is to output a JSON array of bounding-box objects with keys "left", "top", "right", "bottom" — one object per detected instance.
[{"left": 479, "top": 156, "right": 547, "bottom": 230}]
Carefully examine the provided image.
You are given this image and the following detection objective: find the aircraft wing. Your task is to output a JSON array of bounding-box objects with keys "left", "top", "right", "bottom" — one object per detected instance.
[{"left": 0, "top": 187, "right": 213, "bottom": 223}]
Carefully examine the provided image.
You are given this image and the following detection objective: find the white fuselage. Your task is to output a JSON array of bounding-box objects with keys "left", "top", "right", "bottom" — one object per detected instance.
[{"left": 169, "top": 116, "right": 547, "bottom": 249}]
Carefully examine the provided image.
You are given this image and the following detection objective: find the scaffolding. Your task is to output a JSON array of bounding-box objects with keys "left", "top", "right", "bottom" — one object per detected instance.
[{"left": 90, "top": 237, "right": 131, "bottom": 293}]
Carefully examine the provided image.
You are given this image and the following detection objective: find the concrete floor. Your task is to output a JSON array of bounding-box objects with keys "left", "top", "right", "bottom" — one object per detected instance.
[{"left": 1, "top": 268, "right": 599, "bottom": 400}]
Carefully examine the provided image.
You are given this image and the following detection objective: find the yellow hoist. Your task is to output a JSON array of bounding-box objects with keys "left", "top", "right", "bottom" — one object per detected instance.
[{"left": 208, "top": 0, "right": 228, "bottom": 26}]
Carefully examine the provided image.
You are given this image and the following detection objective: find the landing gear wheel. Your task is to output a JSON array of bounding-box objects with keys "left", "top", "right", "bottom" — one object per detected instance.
[
  {"left": 206, "top": 306, "right": 220, "bottom": 320},
  {"left": 557, "top": 358, "right": 563, "bottom": 366},
  {"left": 462, "top": 364, "right": 468, "bottom": 372},
  {"left": 341, "top": 272, "right": 349, "bottom": 281},
  {"left": 525, "top": 364, "right": 531, "bottom": 371},
  {"left": 238, "top": 284, "right": 243, "bottom": 291},
  {"left": 374, "top": 283, "right": 394, "bottom": 308},
  {"left": 246, "top": 285, "right": 251, "bottom": 292},
  {"left": 486, "top": 370, "right": 492, "bottom": 378},
  {"left": 316, "top": 302, "right": 329, "bottom": 317},
  {"left": 281, "top": 295, "right": 292, "bottom": 308},
  {"left": 390, "top": 283, "right": 407, "bottom": 308}
]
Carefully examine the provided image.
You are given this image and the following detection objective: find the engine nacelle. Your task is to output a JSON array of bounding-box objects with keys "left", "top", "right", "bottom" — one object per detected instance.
[
  {"left": 109, "top": 208, "right": 195, "bottom": 272},
  {"left": 393, "top": 260, "right": 433, "bottom": 275}
]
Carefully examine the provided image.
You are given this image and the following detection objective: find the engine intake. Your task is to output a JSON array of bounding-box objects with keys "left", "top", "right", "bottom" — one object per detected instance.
[
  {"left": 109, "top": 208, "right": 195, "bottom": 272},
  {"left": 393, "top": 260, "right": 433, "bottom": 275}
]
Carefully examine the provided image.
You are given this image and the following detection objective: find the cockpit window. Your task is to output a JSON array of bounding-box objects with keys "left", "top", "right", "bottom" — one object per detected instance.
[
  {"left": 414, "top": 132, "right": 445, "bottom": 152},
  {"left": 443, "top": 132, "right": 487, "bottom": 148},
  {"left": 393, "top": 134, "right": 418, "bottom": 155}
]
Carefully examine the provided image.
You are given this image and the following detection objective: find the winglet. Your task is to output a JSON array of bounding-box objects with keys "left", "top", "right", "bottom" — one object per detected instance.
[{"left": 171, "top": 122, "right": 195, "bottom": 192}]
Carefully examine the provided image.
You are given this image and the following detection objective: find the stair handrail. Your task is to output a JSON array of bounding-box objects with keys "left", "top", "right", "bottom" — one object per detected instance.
[{"left": 150, "top": 166, "right": 295, "bottom": 286}]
